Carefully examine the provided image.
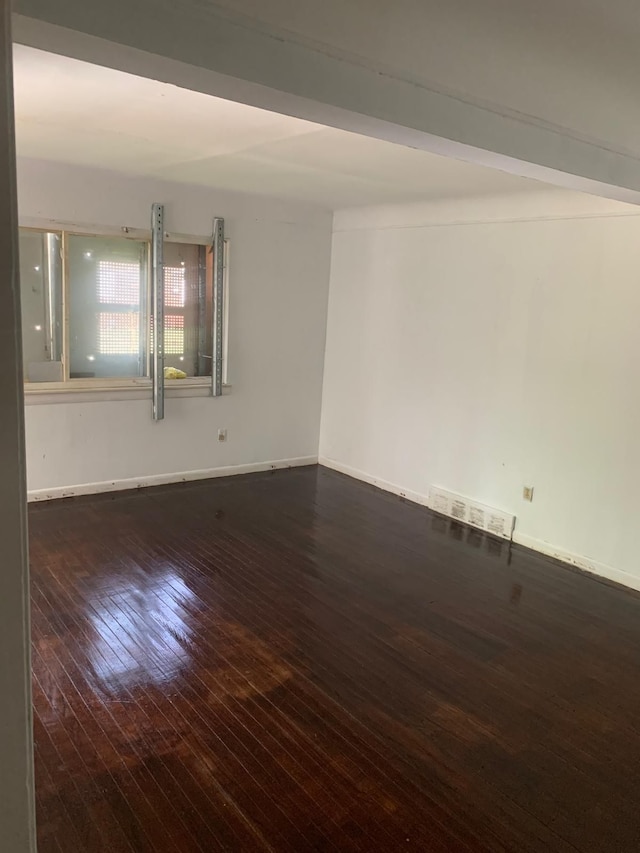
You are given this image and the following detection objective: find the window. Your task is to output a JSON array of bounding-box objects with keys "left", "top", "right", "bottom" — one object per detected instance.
[
  {"left": 154, "top": 242, "right": 211, "bottom": 377},
  {"left": 18, "top": 228, "right": 221, "bottom": 388},
  {"left": 68, "top": 235, "right": 148, "bottom": 379}
]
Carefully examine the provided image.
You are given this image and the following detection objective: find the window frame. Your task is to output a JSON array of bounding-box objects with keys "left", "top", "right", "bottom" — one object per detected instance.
[{"left": 19, "top": 217, "right": 230, "bottom": 401}]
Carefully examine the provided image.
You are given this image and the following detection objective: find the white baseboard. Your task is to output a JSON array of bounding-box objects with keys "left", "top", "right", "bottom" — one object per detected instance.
[
  {"left": 511, "top": 532, "right": 640, "bottom": 593},
  {"left": 28, "top": 456, "right": 318, "bottom": 503},
  {"left": 319, "top": 456, "right": 431, "bottom": 507},
  {"left": 319, "top": 456, "right": 640, "bottom": 594}
]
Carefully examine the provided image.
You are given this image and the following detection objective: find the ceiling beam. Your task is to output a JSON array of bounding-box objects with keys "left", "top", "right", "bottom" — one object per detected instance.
[{"left": 12, "top": 1, "right": 640, "bottom": 205}]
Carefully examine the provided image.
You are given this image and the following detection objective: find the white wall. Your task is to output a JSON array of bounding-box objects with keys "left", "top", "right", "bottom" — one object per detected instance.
[
  {"left": 320, "top": 190, "right": 640, "bottom": 589},
  {"left": 19, "top": 158, "right": 332, "bottom": 495}
]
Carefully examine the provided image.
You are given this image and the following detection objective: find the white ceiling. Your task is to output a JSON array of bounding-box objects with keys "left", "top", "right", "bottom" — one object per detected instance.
[{"left": 12, "top": 45, "right": 549, "bottom": 210}]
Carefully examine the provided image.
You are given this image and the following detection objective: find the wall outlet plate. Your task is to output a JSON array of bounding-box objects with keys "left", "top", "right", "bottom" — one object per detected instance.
[
  {"left": 523, "top": 486, "right": 534, "bottom": 502},
  {"left": 218, "top": 428, "right": 227, "bottom": 442}
]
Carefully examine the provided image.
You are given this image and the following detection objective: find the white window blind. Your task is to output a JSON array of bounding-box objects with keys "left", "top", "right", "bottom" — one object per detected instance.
[
  {"left": 97, "top": 261, "right": 141, "bottom": 356},
  {"left": 165, "top": 265, "right": 186, "bottom": 308},
  {"left": 98, "top": 261, "right": 140, "bottom": 306},
  {"left": 98, "top": 312, "right": 140, "bottom": 356}
]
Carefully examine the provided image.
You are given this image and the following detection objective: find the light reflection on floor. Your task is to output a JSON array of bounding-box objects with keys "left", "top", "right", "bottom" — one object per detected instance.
[{"left": 86, "top": 568, "right": 195, "bottom": 691}]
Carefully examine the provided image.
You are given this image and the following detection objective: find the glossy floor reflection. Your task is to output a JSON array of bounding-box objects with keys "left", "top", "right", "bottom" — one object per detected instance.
[{"left": 30, "top": 466, "right": 640, "bottom": 851}]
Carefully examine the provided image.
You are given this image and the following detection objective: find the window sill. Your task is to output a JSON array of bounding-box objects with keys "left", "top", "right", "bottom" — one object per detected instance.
[{"left": 24, "top": 379, "right": 232, "bottom": 406}]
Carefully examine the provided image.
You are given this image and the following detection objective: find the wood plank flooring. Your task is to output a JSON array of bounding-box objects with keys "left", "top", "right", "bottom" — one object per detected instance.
[{"left": 29, "top": 465, "right": 640, "bottom": 851}]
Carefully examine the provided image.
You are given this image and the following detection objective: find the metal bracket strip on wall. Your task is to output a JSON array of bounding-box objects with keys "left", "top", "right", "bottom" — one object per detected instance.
[
  {"left": 151, "top": 203, "right": 165, "bottom": 420},
  {"left": 212, "top": 217, "right": 225, "bottom": 397}
]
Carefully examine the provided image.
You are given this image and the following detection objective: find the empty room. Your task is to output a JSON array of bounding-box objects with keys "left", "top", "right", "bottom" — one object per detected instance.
[{"left": 4, "top": 2, "right": 640, "bottom": 852}]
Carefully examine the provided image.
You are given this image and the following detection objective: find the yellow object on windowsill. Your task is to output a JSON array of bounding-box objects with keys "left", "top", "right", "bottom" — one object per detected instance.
[{"left": 164, "top": 367, "right": 187, "bottom": 380}]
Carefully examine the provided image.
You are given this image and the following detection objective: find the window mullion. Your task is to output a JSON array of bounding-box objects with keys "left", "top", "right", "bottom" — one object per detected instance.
[{"left": 61, "top": 230, "right": 70, "bottom": 382}]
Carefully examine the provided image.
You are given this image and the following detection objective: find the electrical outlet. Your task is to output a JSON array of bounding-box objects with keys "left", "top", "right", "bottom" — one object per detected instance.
[
  {"left": 523, "top": 486, "right": 534, "bottom": 502},
  {"left": 218, "top": 428, "right": 227, "bottom": 442}
]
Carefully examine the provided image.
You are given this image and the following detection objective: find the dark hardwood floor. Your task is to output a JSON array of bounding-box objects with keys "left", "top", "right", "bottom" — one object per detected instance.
[{"left": 29, "top": 465, "right": 640, "bottom": 852}]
